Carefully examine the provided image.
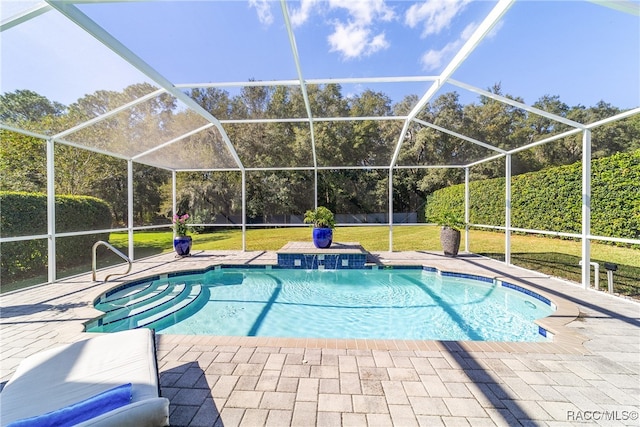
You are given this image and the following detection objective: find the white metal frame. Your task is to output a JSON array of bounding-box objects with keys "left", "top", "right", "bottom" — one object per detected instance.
[{"left": 0, "top": 0, "right": 638, "bottom": 288}]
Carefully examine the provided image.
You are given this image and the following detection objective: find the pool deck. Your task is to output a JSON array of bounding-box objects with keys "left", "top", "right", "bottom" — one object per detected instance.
[{"left": 1, "top": 249, "right": 639, "bottom": 426}]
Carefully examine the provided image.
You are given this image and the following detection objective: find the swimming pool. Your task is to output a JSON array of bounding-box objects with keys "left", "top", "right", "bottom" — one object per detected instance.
[{"left": 86, "top": 266, "right": 556, "bottom": 342}]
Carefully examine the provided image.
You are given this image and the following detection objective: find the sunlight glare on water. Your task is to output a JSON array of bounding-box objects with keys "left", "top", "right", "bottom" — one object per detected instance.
[{"left": 155, "top": 268, "right": 554, "bottom": 342}]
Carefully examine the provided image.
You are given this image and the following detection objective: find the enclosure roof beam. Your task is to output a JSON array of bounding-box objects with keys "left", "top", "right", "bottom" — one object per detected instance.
[
  {"left": 0, "top": 2, "right": 51, "bottom": 32},
  {"left": 407, "top": 0, "right": 515, "bottom": 121},
  {"left": 46, "top": 0, "right": 245, "bottom": 171},
  {"left": 508, "top": 128, "right": 586, "bottom": 156},
  {"left": 0, "top": 123, "right": 51, "bottom": 140},
  {"left": 132, "top": 123, "right": 215, "bottom": 162},
  {"left": 175, "top": 76, "right": 438, "bottom": 89},
  {"left": 280, "top": 0, "right": 317, "bottom": 169},
  {"left": 413, "top": 118, "right": 507, "bottom": 154},
  {"left": 51, "top": 136, "right": 132, "bottom": 161},
  {"left": 0, "top": 122, "right": 132, "bottom": 161},
  {"left": 465, "top": 153, "right": 506, "bottom": 168},
  {"left": 389, "top": 0, "right": 515, "bottom": 168},
  {"left": 585, "top": 107, "right": 640, "bottom": 129},
  {"left": 176, "top": 80, "right": 300, "bottom": 89},
  {"left": 220, "top": 116, "right": 407, "bottom": 125},
  {"left": 52, "top": 89, "right": 166, "bottom": 140},
  {"left": 461, "top": 107, "right": 640, "bottom": 168},
  {"left": 307, "top": 76, "right": 439, "bottom": 85},
  {"left": 464, "top": 127, "right": 585, "bottom": 167},
  {"left": 394, "top": 164, "right": 464, "bottom": 170},
  {"left": 448, "top": 79, "right": 586, "bottom": 130},
  {"left": 169, "top": 163, "right": 469, "bottom": 173},
  {"left": 588, "top": 0, "right": 640, "bottom": 16}
]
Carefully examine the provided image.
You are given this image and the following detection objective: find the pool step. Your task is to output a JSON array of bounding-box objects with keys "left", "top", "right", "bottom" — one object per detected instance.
[
  {"left": 100, "top": 283, "right": 187, "bottom": 327},
  {"left": 101, "top": 282, "right": 153, "bottom": 303},
  {"left": 97, "top": 283, "right": 176, "bottom": 322},
  {"left": 96, "top": 282, "right": 170, "bottom": 313},
  {"left": 98, "top": 283, "right": 204, "bottom": 332},
  {"left": 138, "top": 284, "right": 204, "bottom": 328}
]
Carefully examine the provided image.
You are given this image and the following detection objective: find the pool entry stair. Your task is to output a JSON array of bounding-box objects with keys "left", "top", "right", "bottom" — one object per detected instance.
[
  {"left": 85, "top": 277, "right": 208, "bottom": 333},
  {"left": 276, "top": 241, "right": 368, "bottom": 269}
]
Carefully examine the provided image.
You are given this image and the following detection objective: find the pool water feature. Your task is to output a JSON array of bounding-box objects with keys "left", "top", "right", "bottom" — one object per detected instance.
[{"left": 86, "top": 267, "right": 555, "bottom": 342}]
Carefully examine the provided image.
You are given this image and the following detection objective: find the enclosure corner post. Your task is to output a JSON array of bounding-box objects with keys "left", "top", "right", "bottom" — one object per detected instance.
[
  {"left": 127, "top": 159, "right": 134, "bottom": 261},
  {"left": 505, "top": 154, "right": 512, "bottom": 265},
  {"left": 242, "top": 169, "right": 247, "bottom": 252},
  {"left": 464, "top": 167, "right": 470, "bottom": 253},
  {"left": 314, "top": 168, "right": 318, "bottom": 211},
  {"left": 46, "top": 138, "right": 56, "bottom": 283},
  {"left": 581, "top": 129, "right": 592, "bottom": 290},
  {"left": 172, "top": 170, "right": 177, "bottom": 237},
  {"left": 388, "top": 167, "right": 394, "bottom": 252}
]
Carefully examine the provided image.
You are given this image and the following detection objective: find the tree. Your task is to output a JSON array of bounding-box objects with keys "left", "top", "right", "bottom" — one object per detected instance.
[
  {"left": 349, "top": 90, "right": 395, "bottom": 166},
  {"left": 188, "top": 87, "right": 231, "bottom": 119},
  {"left": 170, "top": 171, "right": 243, "bottom": 225},
  {"left": 0, "top": 89, "right": 65, "bottom": 126},
  {"left": 2, "top": 83, "right": 637, "bottom": 230},
  {"left": 0, "top": 130, "right": 46, "bottom": 192}
]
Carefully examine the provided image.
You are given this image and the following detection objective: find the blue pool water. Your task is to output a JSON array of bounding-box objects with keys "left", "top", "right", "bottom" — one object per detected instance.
[{"left": 86, "top": 267, "right": 555, "bottom": 342}]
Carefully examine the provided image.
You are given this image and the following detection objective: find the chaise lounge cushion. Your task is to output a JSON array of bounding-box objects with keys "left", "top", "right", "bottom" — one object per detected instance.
[
  {"left": 0, "top": 329, "right": 169, "bottom": 427},
  {"left": 7, "top": 383, "right": 132, "bottom": 427}
]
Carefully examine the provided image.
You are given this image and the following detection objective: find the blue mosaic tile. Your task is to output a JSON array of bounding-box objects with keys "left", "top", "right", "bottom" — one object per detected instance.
[
  {"left": 538, "top": 326, "right": 547, "bottom": 337},
  {"left": 168, "top": 269, "right": 201, "bottom": 278},
  {"left": 500, "top": 281, "right": 552, "bottom": 307},
  {"left": 277, "top": 253, "right": 365, "bottom": 269},
  {"left": 221, "top": 264, "right": 267, "bottom": 270},
  {"left": 440, "top": 271, "right": 493, "bottom": 283}
]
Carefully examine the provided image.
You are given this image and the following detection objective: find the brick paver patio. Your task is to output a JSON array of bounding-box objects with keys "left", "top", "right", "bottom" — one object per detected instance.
[{"left": 1, "top": 250, "right": 638, "bottom": 426}]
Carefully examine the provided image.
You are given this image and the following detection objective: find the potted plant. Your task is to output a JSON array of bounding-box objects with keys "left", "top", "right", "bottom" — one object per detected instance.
[
  {"left": 172, "top": 213, "right": 192, "bottom": 257},
  {"left": 433, "top": 212, "right": 464, "bottom": 257},
  {"left": 303, "top": 206, "right": 336, "bottom": 249}
]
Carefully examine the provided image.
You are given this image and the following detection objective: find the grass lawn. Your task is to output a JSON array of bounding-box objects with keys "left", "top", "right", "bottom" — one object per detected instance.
[
  {"left": 3, "top": 226, "right": 637, "bottom": 297},
  {"left": 108, "top": 226, "right": 640, "bottom": 298}
]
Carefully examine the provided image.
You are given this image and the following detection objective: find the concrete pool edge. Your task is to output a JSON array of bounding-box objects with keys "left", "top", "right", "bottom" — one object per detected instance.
[{"left": 83, "top": 255, "right": 588, "bottom": 354}]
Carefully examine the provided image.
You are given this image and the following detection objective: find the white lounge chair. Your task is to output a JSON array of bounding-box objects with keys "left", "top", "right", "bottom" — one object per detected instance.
[{"left": 0, "top": 328, "right": 169, "bottom": 426}]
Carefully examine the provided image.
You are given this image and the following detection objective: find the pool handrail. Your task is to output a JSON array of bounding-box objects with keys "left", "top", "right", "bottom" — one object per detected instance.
[{"left": 92, "top": 240, "right": 132, "bottom": 282}]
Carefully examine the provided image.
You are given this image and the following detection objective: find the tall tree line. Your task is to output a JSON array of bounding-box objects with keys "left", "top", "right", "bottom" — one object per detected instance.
[{"left": 1, "top": 84, "right": 638, "bottom": 226}]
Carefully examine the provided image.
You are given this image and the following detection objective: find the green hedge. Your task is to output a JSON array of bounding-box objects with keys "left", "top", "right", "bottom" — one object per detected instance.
[
  {"left": 1, "top": 192, "right": 112, "bottom": 285},
  {"left": 425, "top": 150, "right": 640, "bottom": 241}
]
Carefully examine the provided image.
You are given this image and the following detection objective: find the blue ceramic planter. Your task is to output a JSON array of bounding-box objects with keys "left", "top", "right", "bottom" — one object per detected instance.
[
  {"left": 312, "top": 227, "right": 333, "bottom": 249},
  {"left": 173, "top": 235, "right": 192, "bottom": 256}
]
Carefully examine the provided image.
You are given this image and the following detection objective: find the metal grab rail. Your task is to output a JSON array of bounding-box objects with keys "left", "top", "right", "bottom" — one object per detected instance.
[{"left": 92, "top": 241, "right": 132, "bottom": 282}]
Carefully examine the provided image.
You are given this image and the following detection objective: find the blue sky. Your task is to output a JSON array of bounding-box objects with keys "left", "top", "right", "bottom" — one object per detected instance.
[{"left": 1, "top": 0, "right": 639, "bottom": 112}]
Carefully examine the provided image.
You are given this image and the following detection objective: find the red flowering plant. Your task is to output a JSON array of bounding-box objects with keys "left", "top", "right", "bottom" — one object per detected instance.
[{"left": 172, "top": 213, "right": 191, "bottom": 237}]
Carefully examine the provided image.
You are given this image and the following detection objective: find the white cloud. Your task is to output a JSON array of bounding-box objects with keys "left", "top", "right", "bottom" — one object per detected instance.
[
  {"left": 328, "top": 21, "right": 389, "bottom": 59},
  {"left": 405, "top": 0, "right": 471, "bottom": 37},
  {"left": 329, "top": 0, "right": 394, "bottom": 25},
  {"left": 289, "top": 0, "right": 321, "bottom": 27},
  {"left": 420, "top": 22, "right": 477, "bottom": 71},
  {"left": 288, "top": 0, "right": 394, "bottom": 59},
  {"left": 460, "top": 21, "right": 479, "bottom": 40},
  {"left": 487, "top": 19, "right": 504, "bottom": 39},
  {"left": 328, "top": 0, "right": 394, "bottom": 59},
  {"left": 369, "top": 33, "right": 390, "bottom": 52},
  {"left": 421, "top": 43, "right": 455, "bottom": 70},
  {"left": 418, "top": 16, "right": 503, "bottom": 72},
  {"left": 328, "top": 22, "right": 368, "bottom": 58},
  {"left": 249, "top": 0, "right": 274, "bottom": 26}
]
